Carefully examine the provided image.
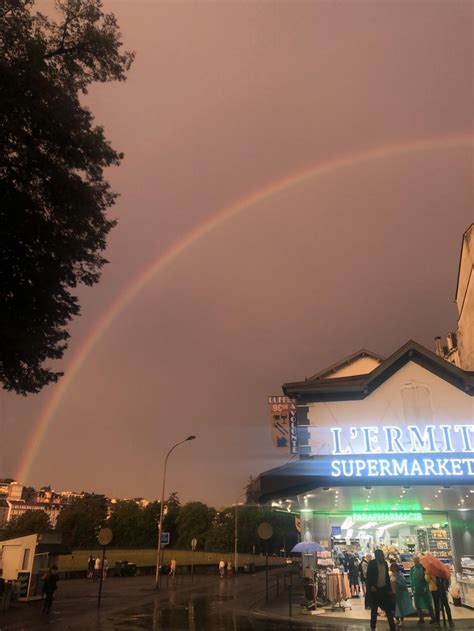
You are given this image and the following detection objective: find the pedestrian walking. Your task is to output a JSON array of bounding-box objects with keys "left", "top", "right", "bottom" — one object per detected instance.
[
  {"left": 390, "top": 562, "right": 415, "bottom": 626},
  {"left": 102, "top": 557, "right": 109, "bottom": 580},
  {"left": 219, "top": 559, "right": 225, "bottom": 578},
  {"left": 169, "top": 557, "right": 177, "bottom": 578},
  {"left": 366, "top": 548, "right": 397, "bottom": 631},
  {"left": 226, "top": 560, "right": 233, "bottom": 577},
  {"left": 93, "top": 556, "right": 101, "bottom": 581},
  {"left": 360, "top": 553, "right": 372, "bottom": 609},
  {"left": 427, "top": 571, "right": 455, "bottom": 628},
  {"left": 87, "top": 555, "right": 94, "bottom": 579},
  {"left": 410, "top": 555, "right": 435, "bottom": 623},
  {"left": 42, "top": 565, "right": 59, "bottom": 614},
  {"left": 348, "top": 555, "right": 361, "bottom": 597}
]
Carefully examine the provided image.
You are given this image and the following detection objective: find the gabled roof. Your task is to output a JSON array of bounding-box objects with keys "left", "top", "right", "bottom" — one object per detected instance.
[
  {"left": 308, "top": 349, "right": 384, "bottom": 380},
  {"left": 283, "top": 340, "right": 474, "bottom": 402}
]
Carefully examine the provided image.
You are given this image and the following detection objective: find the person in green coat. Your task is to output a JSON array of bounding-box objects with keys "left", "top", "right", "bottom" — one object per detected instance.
[
  {"left": 390, "top": 562, "right": 416, "bottom": 625},
  {"left": 409, "top": 556, "right": 435, "bottom": 623}
]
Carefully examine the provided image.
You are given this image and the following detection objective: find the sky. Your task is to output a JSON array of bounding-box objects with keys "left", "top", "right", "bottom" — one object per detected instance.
[{"left": 1, "top": 0, "right": 473, "bottom": 507}]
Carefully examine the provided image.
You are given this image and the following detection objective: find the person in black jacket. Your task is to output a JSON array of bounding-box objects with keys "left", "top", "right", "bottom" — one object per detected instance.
[
  {"left": 42, "top": 565, "right": 59, "bottom": 614},
  {"left": 366, "top": 549, "right": 396, "bottom": 631},
  {"left": 360, "top": 553, "right": 372, "bottom": 609}
]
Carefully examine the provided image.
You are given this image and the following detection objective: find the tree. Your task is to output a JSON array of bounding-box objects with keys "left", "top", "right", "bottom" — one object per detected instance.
[
  {"left": 140, "top": 501, "right": 161, "bottom": 548},
  {"left": 204, "top": 508, "right": 234, "bottom": 552},
  {"left": 0, "top": 0, "right": 134, "bottom": 394},
  {"left": 105, "top": 493, "right": 180, "bottom": 549},
  {"left": 162, "top": 492, "right": 181, "bottom": 547},
  {"left": 244, "top": 476, "right": 258, "bottom": 504},
  {"left": 234, "top": 504, "right": 262, "bottom": 554},
  {"left": 22, "top": 485, "right": 37, "bottom": 502},
  {"left": 175, "top": 502, "right": 215, "bottom": 550},
  {"left": 264, "top": 508, "right": 298, "bottom": 556},
  {"left": 55, "top": 493, "right": 106, "bottom": 547},
  {"left": 107, "top": 501, "right": 145, "bottom": 548},
  {"left": 1, "top": 509, "right": 50, "bottom": 540}
]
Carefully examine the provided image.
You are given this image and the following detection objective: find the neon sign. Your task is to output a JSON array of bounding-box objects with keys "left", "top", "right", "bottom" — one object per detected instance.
[
  {"left": 327, "top": 424, "right": 474, "bottom": 479},
  {"left": 352, "top": 512, "right": 423, "bottom": 522},
  {"left": 331, "top": 457, "right": 474, "bottom": 478},
  {"left": 331, "top": 425, "right": 474, "bottom": 455}
]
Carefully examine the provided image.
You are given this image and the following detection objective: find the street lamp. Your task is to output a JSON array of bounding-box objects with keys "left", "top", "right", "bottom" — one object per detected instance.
[
  {"left": 234, "top": 491, "right": 246, "bottom": 574},
  {"left": 155, "top": 435, "right": 196, "bottom": 589}
]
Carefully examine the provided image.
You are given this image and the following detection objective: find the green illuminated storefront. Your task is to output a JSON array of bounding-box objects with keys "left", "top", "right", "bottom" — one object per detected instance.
[{"left": 255, "top": 341, "right": 474, "bottom": 608}]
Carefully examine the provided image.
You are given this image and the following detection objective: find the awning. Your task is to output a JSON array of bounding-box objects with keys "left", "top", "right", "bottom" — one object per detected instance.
[
  {"left": 36, "top": 543, "right": 72, "bottom": 555},
  {"left": 254, "top": 454, "right": 474, "bottom": 503}
]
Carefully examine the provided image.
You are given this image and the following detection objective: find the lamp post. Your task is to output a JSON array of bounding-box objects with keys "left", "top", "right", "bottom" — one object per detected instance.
[
  {"left": 234, "top": 492, "right": 246, "bottom": 575},
  {"left": 155, "top": 435, "right": 196, "bottom": 589}
]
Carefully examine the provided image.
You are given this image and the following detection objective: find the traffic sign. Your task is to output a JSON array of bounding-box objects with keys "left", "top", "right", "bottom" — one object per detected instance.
[
  {"left": 160, "top": 532, "right": 170, "bottom": 546},
  {"left": 257, "top": 522, "right": 273, "bottom": 540},
  {"left": 97, "top": 528, "right": 113, "bottom": 546}
]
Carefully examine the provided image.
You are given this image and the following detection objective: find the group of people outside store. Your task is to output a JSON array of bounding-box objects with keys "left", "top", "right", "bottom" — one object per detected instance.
[
  {"left": 343, "top": 548, "right": 455, "bottom": 630},
  {"left": 361, "top": 550, "right": 454, "bottom": 631}
]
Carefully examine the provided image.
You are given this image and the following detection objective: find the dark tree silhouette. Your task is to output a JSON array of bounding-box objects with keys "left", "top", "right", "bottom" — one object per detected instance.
[
  {"left": 55, "top": 493, "right": 107, "bottom": 547},
  {"left": 1, "top": 509, "right": 50, "bottom": 540},
  {"left": 0, "top": 0, "right": 134, "bottom": 393}
]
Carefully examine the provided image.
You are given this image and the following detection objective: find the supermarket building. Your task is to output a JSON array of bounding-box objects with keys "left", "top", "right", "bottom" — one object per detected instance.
[{"left": 255, "top": 340, "right": 474, "bottom": 607}]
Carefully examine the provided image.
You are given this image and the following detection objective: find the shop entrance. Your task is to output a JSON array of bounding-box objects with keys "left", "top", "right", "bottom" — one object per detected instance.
[{"left": 283, "top": 483, "right": 474, "bottom": 617}]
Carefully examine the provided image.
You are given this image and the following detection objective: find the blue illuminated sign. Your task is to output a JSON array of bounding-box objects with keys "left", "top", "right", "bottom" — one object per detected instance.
[
  {"left": 327, "top": 424, "right": 474, "bottom": 479},
  {"left": 330, "top": 424, "right": 474, "bottom": 455},
  {"left": 289, "top": 403, "right": 298, "bottom": 454},
  {"left": 330, "top": 456, "right": 474, "bottom": 478}
]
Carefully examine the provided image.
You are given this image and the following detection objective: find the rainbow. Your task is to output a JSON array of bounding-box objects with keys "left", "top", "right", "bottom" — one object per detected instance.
[{"left": 16, "top": 132, "right": 473, "bottom": 483}]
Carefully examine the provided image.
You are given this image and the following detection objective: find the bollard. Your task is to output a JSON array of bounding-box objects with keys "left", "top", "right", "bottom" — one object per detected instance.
[{"left": 288, "top": 583, "right": 292, "bottom": 617}]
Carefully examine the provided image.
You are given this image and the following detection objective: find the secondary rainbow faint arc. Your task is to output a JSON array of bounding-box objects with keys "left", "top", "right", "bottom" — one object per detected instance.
[{"left": 16, "top": 132, "right": 473, "bottom": 483}]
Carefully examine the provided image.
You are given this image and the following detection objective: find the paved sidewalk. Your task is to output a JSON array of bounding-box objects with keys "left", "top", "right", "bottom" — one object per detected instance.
[{"left": 252, "top": 578, "right": 474, "bottom": 629}]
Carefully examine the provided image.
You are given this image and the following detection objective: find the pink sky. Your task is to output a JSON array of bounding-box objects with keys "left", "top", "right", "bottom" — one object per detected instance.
[{"left": 1, "top": 1, "right": 473, "bottom": 506}]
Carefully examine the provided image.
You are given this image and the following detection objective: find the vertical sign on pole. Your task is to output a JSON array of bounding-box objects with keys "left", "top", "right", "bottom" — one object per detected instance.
[
  {"left": 288, "top": 400, "right": 298, "bottom": 454},
  {"left": 97, "top": 528, "right": 113, "bottom": 608},
  {"left": 268, "top": 396, "right": 298, "bottom": 454},
  {"left": 191, "top": 538, "right": 197, "bottom": 581},
  {"left": 257, "top": 522, "right": 273, "bottom": 603}
]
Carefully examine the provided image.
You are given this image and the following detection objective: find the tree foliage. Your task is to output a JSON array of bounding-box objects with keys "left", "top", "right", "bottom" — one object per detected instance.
[
  {"left": 204, "top": 508, "right": 234, "bottom": 552},
  {"left": 107, "top": 501, "right": 146, "bottom": 548},
  {"left": 162, "top": 492, "right": 181, "bottom": 547},
  {"left": 55, "top": 493, "right": 106, "bottom": 547},
  {"left": 1, "top": 509, "right": 50, "bottom": 540},
  {"left": 89, "top": 493, "right": 179, "bottom": 549},
  {"left": 14, "top": 490, "right": 297, "bottom": 555},
  {"left": 0, "top": 0, "right": 134, "bottom": 393},
  {"left": 175, "top": 502, "right": 215, "bottom": 550}
]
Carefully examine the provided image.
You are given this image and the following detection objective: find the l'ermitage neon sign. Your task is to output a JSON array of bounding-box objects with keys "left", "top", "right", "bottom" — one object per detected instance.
[{"left": 329, "top": 424, "right": 474, "bottom": 479}]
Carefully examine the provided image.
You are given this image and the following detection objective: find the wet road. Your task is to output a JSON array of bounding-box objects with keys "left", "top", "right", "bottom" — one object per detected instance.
[
  {"left": 112, "top": 581, "right": 368, "bottom": 631},
  {"left": 0, "top": 573, "right": 417, "bottom": 630}
]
